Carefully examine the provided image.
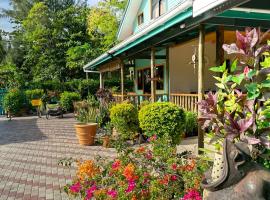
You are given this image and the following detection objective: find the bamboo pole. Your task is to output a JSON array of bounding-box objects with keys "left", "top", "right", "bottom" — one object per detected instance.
[
  {"left": 151, "top": 47, "right": 156, "bottom": 102},
  {"left": 198, "top": 24, "right": 205, "bottom": 152}
]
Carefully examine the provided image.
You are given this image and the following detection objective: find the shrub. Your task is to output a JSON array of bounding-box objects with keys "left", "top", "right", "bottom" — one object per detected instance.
[
  {"left": 138, "top": 102, "right": 185, "bottom": 144},
  {"left": 25, "top": 89, "right": 44, "bottom": 100},
  {"left": 60, "top": 91, "right": 81, "bottom": 112},
  {"left": 184, "top": 111, "right": 198, "bottom": 137},
  {"left": 63, "top": 135, "right": 208, "bottom": 199},
  {"left": 3, "top": 89, "right": 25, "bottom": 115},
  {"left": 110, "top": 102, "right": 139, "bottom": 139}
]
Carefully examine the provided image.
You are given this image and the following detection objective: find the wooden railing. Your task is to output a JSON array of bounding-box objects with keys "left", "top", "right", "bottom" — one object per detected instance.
[
  {"left": 169, "top": 93, "right": 198, "bottom": 112},
  {"left": 113, "top": 93, "right": 167, "bottom": 105},
  {"left": 113, "top": 93, "right": 198, "bottom": 112}
]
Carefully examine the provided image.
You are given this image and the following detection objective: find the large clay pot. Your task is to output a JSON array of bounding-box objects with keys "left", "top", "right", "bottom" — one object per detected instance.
[{"left": 74, "top": 123, "right": 98, "bottom": 145}]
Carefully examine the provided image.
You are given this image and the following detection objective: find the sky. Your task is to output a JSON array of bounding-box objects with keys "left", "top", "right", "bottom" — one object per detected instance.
[{"left": 0, "top": 0, "right": 100, "bottom": 33}]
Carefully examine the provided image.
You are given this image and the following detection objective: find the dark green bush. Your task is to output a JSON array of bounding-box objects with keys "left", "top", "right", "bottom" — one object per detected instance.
[
  {"left": 110, "top": 102, "right": 139, "bottom": 139},
  {"left": 60, "top": 91, "right": 81, "bottom": 112},
  {"left": 25, "top": 89, "right": 44, "bottom": 100},
  {"left": 184, "top": 111, "right": 198, "bottom": 137},
  {"left": 138, "top": 102, "right": 185, "bottom": 144},
  {"left": 3, "top": 89, "right": 26, "bottom": 115}
]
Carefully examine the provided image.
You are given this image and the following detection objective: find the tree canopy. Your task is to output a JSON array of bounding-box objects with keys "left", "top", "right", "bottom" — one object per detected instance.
[{"left": 0, "top": 0, "right": 127, "bottom": 88}]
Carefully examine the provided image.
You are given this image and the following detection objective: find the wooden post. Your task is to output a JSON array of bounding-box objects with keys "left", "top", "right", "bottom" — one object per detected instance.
[
  {"left": 216, "top": 26, "right": 224, "bottom": 66},
  {"left": 151, "top": 47, "right": 156, "bottom": 102},
  {"left": 198, "top": 24, "right": 205, "bottom": 152},
  {"left": 166, "top": 47, "right": 170, "bottom": 102},
  {"left": 99, "top": 73, "right": 104, "bottom": 89},
  {"left": 120, "top": 62, "right": 124, "bottom": 102}
]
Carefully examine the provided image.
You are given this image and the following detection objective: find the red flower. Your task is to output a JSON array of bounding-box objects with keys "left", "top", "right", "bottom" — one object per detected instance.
[
  {"left": 171, "top": 163, "right": 178, "bottom": 171},
  {"left": 244, "top": 66, "right": 250, "bottom": 77},
  {"left": 171, "top": 175, "right": 177, "bottom": 181},
  {"left": 112, "top": 160, "right": 121, "bottom": 171}
]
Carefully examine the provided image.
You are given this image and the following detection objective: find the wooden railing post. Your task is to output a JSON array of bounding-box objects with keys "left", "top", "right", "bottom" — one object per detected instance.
[{"left": 198, "top": 24, "right": 205, "bottom": 152}]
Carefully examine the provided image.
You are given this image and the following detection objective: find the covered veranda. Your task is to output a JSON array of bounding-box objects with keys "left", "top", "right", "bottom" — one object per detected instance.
[{"left": 84, "top": 0, "right": 270, "bottom": 148}]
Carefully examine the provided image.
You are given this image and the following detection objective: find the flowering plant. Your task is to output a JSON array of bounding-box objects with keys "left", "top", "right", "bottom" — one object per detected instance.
[
  {"left": 64, "top": 135, "right": 208, "bottom": 199},
  {"left": 199, "top": 28, "right": 270, "bottom": 165}
]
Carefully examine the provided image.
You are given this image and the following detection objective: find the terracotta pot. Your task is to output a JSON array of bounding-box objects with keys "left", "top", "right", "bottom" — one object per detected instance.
[
  {"left": 102, "top": 135, "right": 110, "bottom": 148},
  {"left": 74, "top": 123, "right": 98, "bottom": 146}
]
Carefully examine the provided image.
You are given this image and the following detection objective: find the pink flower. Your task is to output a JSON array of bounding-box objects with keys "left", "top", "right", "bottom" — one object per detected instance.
[
  {"left": 181, "top": 189, "right": 202, "bottom": 200},
  {"left": 171, "top": 175, "right": 177, "bottom": 181},
  {"left": 172, "top": 163, "right": 178, "bottom": 171},
  {"left": 125, "top": 180, "right": 136, "bottom": 193},
  {"left": 145, "top": 150, "right": 153, "bottom": 159},
  {"left": 244, "top": 66, "right": 250, "bottom": 77},
  {"left": 148, "top": 135, "right": 157, "bottom": 142},
  {"left": 85, "top": 185, "right": 97, "bottom": 200},
  {"left": 112, "top": 160, "right": 121, "bottom": 170},
  {"left": 69, "top": 182, "right": 81, "bottom": 193},
  {"left": 107, "top": 189, "right": 117, "bottom": 198}
]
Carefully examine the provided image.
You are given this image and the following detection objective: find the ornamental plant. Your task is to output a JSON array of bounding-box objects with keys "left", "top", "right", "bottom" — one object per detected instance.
[
  {"left": 199, "top": 28, "right": 270, "bottom": 161},
  {"left": 139, "top": 102, "right": 185, "bottom": 144},
  {"left": 60, "top": 91, "right": 81, "bottom": 112},
  {"left": 3, "top": 88, "right": 25, "bottom": 115},
  {"left": 63, "top": 135, "right": 208, "bottom": 200},
  {"left": 110, "top": 102, "right": 139, "bottom": 139}
]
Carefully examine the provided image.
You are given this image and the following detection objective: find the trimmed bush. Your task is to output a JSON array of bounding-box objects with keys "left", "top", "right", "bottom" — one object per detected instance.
[
  {"left": 110, "top": 102, "right": 139, "bottom": 139},
  {"left": 3, "top": 89, "right": 25, "bottom": 115},
  {"left": 184, "top": 111, "right": 198, "bottom": 137},
  {"left": 138, "top": 102, "right": 185, "bottom": 144},
  {"left": 60, "top": 91, "right": 81, "bottom": 112},
  {"left": 25, "top": 89, "right": 44, "bottom": 100}
]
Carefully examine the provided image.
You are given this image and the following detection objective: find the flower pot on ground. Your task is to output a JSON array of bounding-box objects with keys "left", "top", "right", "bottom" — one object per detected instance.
[
  {"left": 101, "top": 122, "right": 113, "bottom": 148},
  {"left": 74, "top": 95, "right": 99, "bottom": 146}
]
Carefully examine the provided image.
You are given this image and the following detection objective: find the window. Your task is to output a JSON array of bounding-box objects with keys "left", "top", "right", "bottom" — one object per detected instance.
[
  {"left": 136, "top": 65, "right": 164, "bottom": 92},
  {"left": 138, "top": 13, "right": 144, "bottom": 26},
  {"left": 152, "top": 0, "right": 166, "bottom": 19}
]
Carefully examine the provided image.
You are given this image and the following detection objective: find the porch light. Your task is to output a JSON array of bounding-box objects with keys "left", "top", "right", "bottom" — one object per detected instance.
[
  {"left": 180, "top": 23, "right": 186, "bottom": 29},
  {"left": 129, "top": 67, "right": 135, "bottom": 80}
]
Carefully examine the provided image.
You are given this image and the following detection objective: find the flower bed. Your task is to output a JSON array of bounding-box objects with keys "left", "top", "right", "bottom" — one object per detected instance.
[{"left": 64, "top": 136, "right": 208, "bottom": 200}]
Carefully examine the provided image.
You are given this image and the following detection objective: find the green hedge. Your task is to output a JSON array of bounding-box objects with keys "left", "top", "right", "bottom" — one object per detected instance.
[
  {"left": 3, "top": 89, "right": 26, "bottom": 115},
  {"left": 110, "top": 102, "right": 139, "bottom": 139},
  {"left": 60, "top": 91, "right": 81, "bottom": 112},
  {"left": 138, "top": 102, "right": 185, "bottom": 144},
  {"left": 25, "top": 89, "right": 44, "bottom": 100},
  {"left": 184, "top": 111, "right": 198, "bottom": 137}
]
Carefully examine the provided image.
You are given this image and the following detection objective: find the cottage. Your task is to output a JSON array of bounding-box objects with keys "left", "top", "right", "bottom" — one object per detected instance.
[{"left": 84, "top": 0, "right": 270, "bottom": 148}]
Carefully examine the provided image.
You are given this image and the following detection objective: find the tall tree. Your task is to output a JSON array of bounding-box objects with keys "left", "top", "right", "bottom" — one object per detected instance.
[{"left": 87, "top": 0, "right": 127, "bottom": 51}]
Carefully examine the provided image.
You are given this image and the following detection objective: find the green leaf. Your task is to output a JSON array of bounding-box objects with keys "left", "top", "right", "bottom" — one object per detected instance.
[
  {"left": 230, "top": 59, "right": 238, "bottom": 72},
  {"left": 231, "top": 74, "right": 244, "bottom": 85},
  {"left": 246, "top": 83, "right": 260, "bottom": 100},
  {"left": 261, "top": 80, "right": 270, "bottom": 88},
  {"left": 213, "top": 76, "right": 222, "bottom": 82},
  {"left": 209, "top": 61, "right": 226, "bottom": 73},
  {"left": 215, "top": 83, "right": 225, "bottom": 89},
  {"left": 247, "top": 69, "right": 257, "bottom": 79}
]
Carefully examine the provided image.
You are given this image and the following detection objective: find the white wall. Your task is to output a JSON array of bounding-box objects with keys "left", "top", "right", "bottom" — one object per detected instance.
[{"left": 169, "top": 38, "right": 217, "bottom": 93}]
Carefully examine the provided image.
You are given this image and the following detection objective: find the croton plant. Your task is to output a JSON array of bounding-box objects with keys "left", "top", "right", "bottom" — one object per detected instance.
[{"left": 199, "top": 28, "right": 270, "bottom": 164}]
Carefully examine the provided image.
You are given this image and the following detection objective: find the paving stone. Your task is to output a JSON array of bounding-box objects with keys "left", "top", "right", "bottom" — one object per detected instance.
[{"left": 0, "top": 114, "right": 117, "bottom": 199}]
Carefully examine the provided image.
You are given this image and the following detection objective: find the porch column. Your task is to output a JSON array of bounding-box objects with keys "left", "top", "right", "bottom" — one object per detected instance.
[
  {"left": 151, "top": 47, "right": 156, "bottom": 102},
  {"left": 216, "top": 26, "right": 224, "bottom": 66},
  {"left": 120, "top": 62, "right": 125, "bottom": 102},
  {"left": 198, "top": 24, "right": 205, "bottom": 152},
  {"left": 99, "top": 73, "right": 104, "bottom": 89},
  {"left": 166, "top": 47, "right": 170, "bottom": 102}
]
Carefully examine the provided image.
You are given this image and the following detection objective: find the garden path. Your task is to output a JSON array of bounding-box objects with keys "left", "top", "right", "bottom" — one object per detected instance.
[{"left": 0, "top": 114, "right": 116, "bottom": 200}]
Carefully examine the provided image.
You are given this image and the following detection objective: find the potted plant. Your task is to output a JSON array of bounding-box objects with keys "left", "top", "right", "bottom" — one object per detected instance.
[
  {"left": 102, "top": 122, "right": 112, "bottom": 148},
  {"left": 199, "top": 28, "right": 270, "bottom": 198},
  {"left": 74, "top": 96, "right": 99, "bottom": 146}
]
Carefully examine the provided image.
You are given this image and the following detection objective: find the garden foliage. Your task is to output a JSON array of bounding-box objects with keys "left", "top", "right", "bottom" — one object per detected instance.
[
  {"left": 199, "top": 28, "right": 270, "bottom": 165},
  {"left": 3, "top": 89, "right": 26, "bottom": 115},
  {"left": 110, "top": 102, "right": 139, "bottom": 139},
  {"left": 25, "top": 89, "right": 44, "bottom": 100},
  {"left": 60, "top": 91, "right": 81, "bottom": 112},
  {"left": 64, "top": 135, "right": 207, "bottom": 200},
  {"left": 184, "top": 111, "right": 198, "bottom": 137},
  {"left": 138, "top": 102, "right": 185, "bottom": 144}
]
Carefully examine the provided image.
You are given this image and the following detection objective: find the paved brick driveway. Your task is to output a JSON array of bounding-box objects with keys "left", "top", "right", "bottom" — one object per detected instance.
[{"left": 0, "top": 115, "right": 116, "bottom": 200}]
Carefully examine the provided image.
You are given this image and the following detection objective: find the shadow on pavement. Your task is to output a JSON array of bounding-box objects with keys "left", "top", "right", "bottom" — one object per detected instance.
[{"left": 0, "top": 117, "right": 47, "bottom": 145}]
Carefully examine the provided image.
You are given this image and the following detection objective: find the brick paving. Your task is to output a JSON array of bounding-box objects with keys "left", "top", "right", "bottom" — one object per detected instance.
[{"left": 0, "top": 114, "right": 117, "bottom": 200}]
